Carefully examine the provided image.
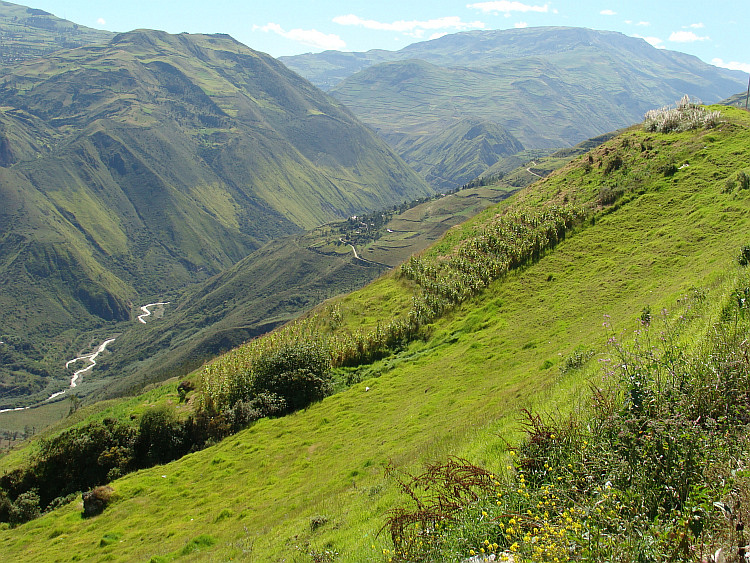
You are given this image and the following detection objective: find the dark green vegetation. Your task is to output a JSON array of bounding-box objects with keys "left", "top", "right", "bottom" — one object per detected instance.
[
  {"left": 388, "top": 118, "right": 524, "bottom": 191},
  {"left": 0, "top": 106, "right": 748, "bottom": 560},
  {"left": 0, "top": 28, "right": 431, "bottom": 407},
  {"left": 283, "top": 27, "right": 746, "bottom": 188},
  {"left": 0, "top": 1, "right": 113, "bottom": 65}
]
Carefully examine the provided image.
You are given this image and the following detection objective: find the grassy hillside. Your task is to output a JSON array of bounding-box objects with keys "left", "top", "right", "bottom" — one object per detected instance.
[
  {"left": 86, "top": 183, "right": 518, "bottom": 400},
  {"left": 0, "top": 29, "right": 431, "bottom": 408},
  {"left": 0, "top": 1, "right": 113, "bottom": 65},
  {"left": 0, "top": 105, "right": 747, "bottom": 561}
]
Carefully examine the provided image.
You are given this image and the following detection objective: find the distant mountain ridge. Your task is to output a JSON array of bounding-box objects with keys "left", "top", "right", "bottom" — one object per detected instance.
[
  {"left": 0, "top": 28, "right": 431, "bottom": 406},
  {"left": 0, "top": 0, "right": 113, "bottom": 64},
  {"left": 281, "top": 27, "right": 745, "bottom": 93},
  {"left": 282, "top": 27, "right": 747, "bottom": 187}
]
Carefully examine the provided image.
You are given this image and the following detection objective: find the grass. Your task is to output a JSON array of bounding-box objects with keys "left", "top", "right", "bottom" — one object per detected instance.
[{"left": 0, "top": 107, "right": 748, "bottom": 561}]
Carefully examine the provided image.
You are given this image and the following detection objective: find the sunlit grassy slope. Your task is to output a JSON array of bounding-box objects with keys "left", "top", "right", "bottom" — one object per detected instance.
[{"left": 1, "top": 107, "right": 749, "bottom": 561}]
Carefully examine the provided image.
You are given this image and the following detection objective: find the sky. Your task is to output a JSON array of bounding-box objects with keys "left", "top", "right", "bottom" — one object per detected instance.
[{"left": 23, "top": 0, "right": 750, "bottom": 74}]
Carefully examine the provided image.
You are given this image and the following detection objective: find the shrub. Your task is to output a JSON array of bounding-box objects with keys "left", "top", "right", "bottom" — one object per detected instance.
[
  {"left": 177, "top": 380, "right": 195, "bottom": 402},
  {"left": 250, "top": 342, "right": 332, "bottom": 413},
  {"left": 598, "top": 185, "right": 623, "bottom": 206},
  {"left": 644, "top": 95, "right": 722, "bottom": 133},
  {"left": 603, "top": 155, "right": 623, "bottom": 175},
  {"left": 82, "top": 486, "right": 114, "bottom": 518},
  {"left": 739, "top": 245, "right": 750, "bottom": 266},
  {"left": 9, "top": 490, "right": 41, "bottom": 525},
  {"left": 134, "top": 405, "right": 186, "bottom": 465}
]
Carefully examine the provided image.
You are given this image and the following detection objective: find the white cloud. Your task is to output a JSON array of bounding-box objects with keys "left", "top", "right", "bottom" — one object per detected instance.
[
  {"left": 637, "top": 21, "right": 650, "bottom": 26},
  {"left": 254, "top": 23, "right": 345, "bottom": 51},
  {"left": 633, "top": 34, "right": 665, "bottom": 49},
  {"left": 333, "top": 14, "right": 485, "bottom": 38},
  {"left": 514, "top": 21, "right": 528, "bottom": 28},
  {"left": 97, "top": 17, "right": 106, "bottom": 25},
  {"left": 600, "top": 9, "right": 616, "bottom": 16},
  {"left": 712, "top": 58, "right": 750, "bottom": 74},
  {"left": 467, "top": 1, "right": 549, "bottom": 15},
  {"left": 669, "top": 30, "right": 709, "bottom": 43},
  {"left": 688, "top": 22, "right": 705, "bottom": 29}
]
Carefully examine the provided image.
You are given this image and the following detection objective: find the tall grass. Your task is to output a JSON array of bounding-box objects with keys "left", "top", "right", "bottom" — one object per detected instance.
[
  {"left": 644, "top": 95, "right": 722, "bottom": 133},
  {"left": 199, "top": 206, "right": 587, "bottom": 414},
  {"left": 382, "top": 270, "right": 750, "bottom": 562}
]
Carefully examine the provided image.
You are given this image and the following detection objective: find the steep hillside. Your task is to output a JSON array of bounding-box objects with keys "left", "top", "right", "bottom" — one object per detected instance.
[
  {"left": 0, "top": 1, "right": 113, "bottom": 65},
  {"left": 0, "top": 29, "right": 431, "bottom": 408},
  {"left": 393, "top": 118, "right": 524, "bottom": 190},
  {"left": 1, "top": 106, "right": 747, "bottom": 561},
  {"left": 88, "top": 182, "right": 519, "bottom": 399},
  {"left": 722, "top": 89, "right": 749, "bottom": 108}
]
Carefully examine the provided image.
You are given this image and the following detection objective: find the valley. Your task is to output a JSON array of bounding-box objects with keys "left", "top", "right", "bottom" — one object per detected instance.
[{"left": 0, "top": 1, "right": 749, "bottom": 561}]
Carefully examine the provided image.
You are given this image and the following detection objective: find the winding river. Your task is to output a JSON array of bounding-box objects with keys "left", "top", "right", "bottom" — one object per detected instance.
[
  {"left": 137, "top": 302, "right": 170, "bottom": 323},
  {"left": 0, "top": 302, "right": 170, "bottom": 413}
]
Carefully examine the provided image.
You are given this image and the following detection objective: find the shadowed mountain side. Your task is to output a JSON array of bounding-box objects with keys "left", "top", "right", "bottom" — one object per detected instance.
[
  {"left": 390, "top": 118, "right": 524, "bottom": 191},
  {"left": 0, "top": 29, "right": 431, "bottom": 407}
]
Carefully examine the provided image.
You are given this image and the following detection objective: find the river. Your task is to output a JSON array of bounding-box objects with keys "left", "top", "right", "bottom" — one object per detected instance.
[{"left": 0, "top": 302, "right": 170, "bottom": 413}]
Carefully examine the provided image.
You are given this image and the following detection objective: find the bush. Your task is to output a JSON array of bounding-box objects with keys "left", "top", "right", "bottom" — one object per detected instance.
[
  {"left": 251, "top": 343, "right": 332, "bottom": 413},
  {"left": 8, "top": 490, "right": 40, "bottom": 525},
  {"left": 598, "top": 185, "right": 623, "bottom": 206},
  {"left": 644, "top": 95, "right": 722, "bottom": 133},
  {"left": 134, "top": 405, "right": 186, "bottom": 465},
  {"left": 82, "top": 485, "right": 115, "bottom": 518}
]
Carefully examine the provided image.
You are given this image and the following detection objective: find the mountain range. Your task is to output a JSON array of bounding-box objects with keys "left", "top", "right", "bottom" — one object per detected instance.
[
  {"left": 0, "top": 23, "right": 430, "bottom": 406},
  {"left": 282, "top": 27, "right": 746, "bottom": 187},
  {"left": 1, "top": 101, "right": 748, "bottom": 561}
]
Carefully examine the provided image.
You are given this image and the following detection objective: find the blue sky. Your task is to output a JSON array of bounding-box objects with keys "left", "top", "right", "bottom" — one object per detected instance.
[{"left": 25, "top": 1, "right": 750, "bottom": 74}]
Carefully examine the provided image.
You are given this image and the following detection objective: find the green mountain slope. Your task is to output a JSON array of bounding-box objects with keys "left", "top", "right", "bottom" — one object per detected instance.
[
  {"left": 284, "top": 27, "right": 746, "bottom": 189},
  {"left": 87, "top": 183, "right": 519, "bottom": 399},
  {"left": 1, "top": 106, "right": 747, "bottom": 561},
  {"left": 0, "top": 29, "right": 431, "bottom": 408},
  {"left": 393, "top": 118, "right": 524, "bottom": 190},
  {"left": 721, "top": 89, "right": 749, "bottom": 108},
  {"left": 0, "top": 1, "right": 113, "bottom": 65}
]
